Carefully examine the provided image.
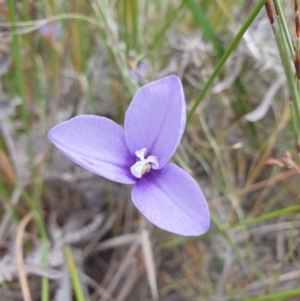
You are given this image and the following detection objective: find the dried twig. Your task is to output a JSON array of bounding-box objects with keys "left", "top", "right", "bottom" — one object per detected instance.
[
  {"left": 93, "top": 233, "right": 138, "bottom": 253},
  {"left": 140, "top": 230, "right": 159, "bottom": 301},
  {"left": 83, "top": 213, "right": 116, "bottom": 257},
  {"left": 98, "top": 238, "right": 140, "bottom": 301},
  {"left": 212, "top": 168, "right": 298, "bottom": 205},
  {"left": 115, "top": 264, "right": 138, "bottom": 301},
  {"left": 63, "top": 214, "right": 104, "bottom": 245},
  {"left": 16, "top": 213, "right": 33, "bottom": 301},
  {"left": 0, "top": 263, "right": 61, "bottom": 282}
]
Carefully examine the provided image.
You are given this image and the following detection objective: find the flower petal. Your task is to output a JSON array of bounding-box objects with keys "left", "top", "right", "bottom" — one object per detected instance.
[
  {"left": 125, "top": 75, "right": 186, "bottom": 168},
  {"left": 48, "top": 115, "right": 136, "bottom": 184},
  {"left": 131, "top": 164, "right": 210, "bottom": 236}
]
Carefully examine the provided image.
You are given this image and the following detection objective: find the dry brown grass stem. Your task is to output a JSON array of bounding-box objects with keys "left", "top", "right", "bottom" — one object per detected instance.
[
  {"left": 212, "top": 168, "right": 298, "bottom": 205},
  {"left": 140, "top": 230, "right": 159, "bottom": 301},
  {"left": 265, "top": 1, "right": 274, "bottom": 25},
  {"left": 15, "top": 213, "right": 33, "bottom": 301},
  {"left": 93, "top": 233, "right": 138, "bottom": 252},
  {"left": 246, "top": 269, "right": 300, "bottom": 291},
  {"left": 83, "top": 213, "right": 116, "bottom": 257},
  {"left": 245, "top": 102, "right": 290, "bottom": 187},
  {"left": 98, "top": 239, "right": 140, "bottom": 301}
]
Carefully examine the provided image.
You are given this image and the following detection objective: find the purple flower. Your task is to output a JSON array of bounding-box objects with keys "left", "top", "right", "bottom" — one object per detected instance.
[
  {"left": 39, "top": 22, "right": 62, "bottom": 41},
  {"left": 129, "top": 61, "right": 148, "bottom": 84},
  {"left": 48, "top": 75, "right": 210, "bottom": 236}
]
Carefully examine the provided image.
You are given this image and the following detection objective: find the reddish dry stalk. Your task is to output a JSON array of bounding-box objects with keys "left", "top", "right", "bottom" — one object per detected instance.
[
  {"left": 241, "top": 169, "right": 298, "bottom": 195},
  {"left": 295, "top": 51, "right": 300, "bottom": 80},
  {"left": 296, "top": 0, "right": 300, "bottom": 38},
  {"left": 212, "top": 169, "right": 298, "bottom": 205},
  {"left": 294, "top": 0, "right": 300, "bottom": 79},
  {"left": 264, "top": 151, "right": 300, "bottom": 172},
  {"left": 292, "top": 39, "right": 297, "bottom": 52},
  {"left": 264, "top": 158, "right": 281, "bottom": 167},
  {"left": 265, "top": 0, "right": 274, "bottom": 24}
]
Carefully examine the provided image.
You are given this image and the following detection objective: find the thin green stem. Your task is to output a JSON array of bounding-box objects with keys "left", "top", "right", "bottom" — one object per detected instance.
[
  {"left": 124, "top": 0, "right": 130, "bottom": 57},
  {"left": 64, "top": 245, "right": 85, "bottom": 301},
  {"left": 186, "top": 0, "right": 224, "bottom": 57},
  {"left": 162, "top": 204, "right": 300, "bottom": 248},
  {"left": 129, "top": 0, "right": 138, "bottom": 51},
  {"left": 273, "top": 0, "right": 294, "bottom": 57},
  {"left": 32, "top": 211, "right": 49, "bottom": 301},
  {"left": 6, "top": 0, "right": 32, "bottom": 160},
  {"left": 187, "top": 0, "right": 267, "bottom": 124},
  {"left": 150, "top": 1, "right": 184, "bottom": 50},
  {"left": 270, "top": 0, "right": 300, "bottom": 153},
  {"left": 17, "top": 187, "right": 49, "bottom": 300},
  {"left": 275, "top": 17, "right": 300, "bottom": 147},
  {"left": 235, "top": 288, "right": 300, "bottom": 301}
]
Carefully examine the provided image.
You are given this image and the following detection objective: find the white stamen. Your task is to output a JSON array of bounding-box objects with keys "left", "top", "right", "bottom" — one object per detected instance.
[{"left": 130, "top": 148, "right": 159, "bottom": 178}]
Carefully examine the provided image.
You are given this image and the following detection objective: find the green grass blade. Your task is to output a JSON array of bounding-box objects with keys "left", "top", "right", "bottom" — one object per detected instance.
[
  {"left": 150, "top": 1, "right": 184, "bottom": 50},
  {"left": 129, "top": 0, "right": 138, "bottom": 51},
  {"left": 235, "top": 288, "right": 300, "bottom": 301},
  {"left": 32, "top": 211, "right": 49, "bottom": 301},
  {"left": 186, "top": 0, "right": 224, "bottom": 57},
  {"left": 187, "top": 0, "right": 268, "bottom": 124},
  {"left": 6, "top": 0, "right": 31, "bottom": 150},
  {"left": 162, "top": 204, "right": 300, "bottom": 249},
  {"left": 64, "top": 245, "right": 85, "bottom": 301},
  {"left": 273, "top": 0, "right": 294, "bottom": 57},
  {"left": 237, "top": 204, "right": 300, "bottom": 226}
]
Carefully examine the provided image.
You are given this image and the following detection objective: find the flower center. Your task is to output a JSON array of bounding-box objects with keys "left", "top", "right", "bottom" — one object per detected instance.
[{"left": 130, "top": 148, "right": 159, "bottom": 178}]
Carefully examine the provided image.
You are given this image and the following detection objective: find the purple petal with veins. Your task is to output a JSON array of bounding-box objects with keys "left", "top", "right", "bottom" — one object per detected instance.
[
  {"left": 125, "top": 75, "right": 186, "bottom": 169},
  {"left": 132, "top": 164, "right": 210, "bottom": 236},
  {"left": 48, "top": 115, "right": 136, "bottom": 184}
]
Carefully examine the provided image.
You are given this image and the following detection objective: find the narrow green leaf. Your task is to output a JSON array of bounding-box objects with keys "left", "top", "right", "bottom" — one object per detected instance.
[
  {"left": 150, "top": 1, "right": 184, "bottom": 50},
  {"left": 32, "top": 211, "right": 49, "bottom": 301},
  {"left": 186, "top": 0, "right": 224, "bottom": 57},
  {"left": 64, "top": 245, "right": 85, "bottom": 301},
  {"left": 162, "top": 204, "right": 300, "bottom": 249},
  {"left": 187, "top": 0, "right": 268, "bottom": 123},
  {"left": 6, "top": 0, "right": 31, "bottom": 149},
  {"left": 234, "top": 288, "right": 300, "bottom": 301},
  {"left": 129, "top": 0, "right": 138, "bottom": 50}
]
